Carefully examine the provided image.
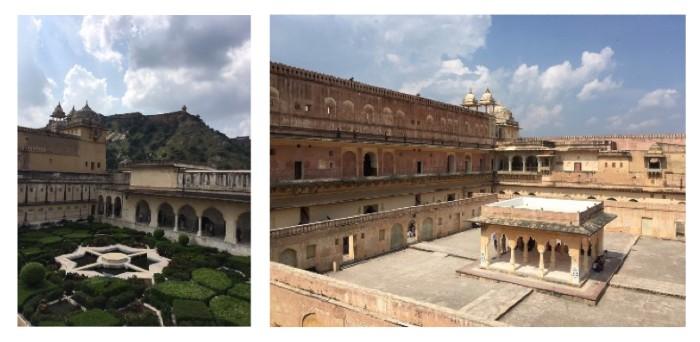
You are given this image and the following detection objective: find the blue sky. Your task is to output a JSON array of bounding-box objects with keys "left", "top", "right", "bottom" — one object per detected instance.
[
  {"left": 18, "top": 15, "right": 251, "bottom": 137},
  {"left": 271, "top": 15, "right": 685, "bottom": 136}
]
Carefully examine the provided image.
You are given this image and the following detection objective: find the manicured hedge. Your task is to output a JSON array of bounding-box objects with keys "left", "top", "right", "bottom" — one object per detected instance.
[
  {"left": 192, "top": 268, "right": 232, "bottom": 292},
  {"left": 209, "top": 295, "right": 250, "bottom": 326},
  {"left": 81, "top": 277, "right": 131, "bottom": 297},
  {"left": 172, "top": 299, "right": 214, "bottom": 325},
  {"left": 18, "top": 280, "right": 56, "bottom": 308},
  {"left": 226, "top": 282, "right": 250, "bottom": 301},
  {"left": 153, "top": 281, "right": 216, "bottom": 302},
  {"left": 67, "top": 309, "right": 121, "bottom": 326},
  {"left": 19, "top": 262, "right": 46, "bottom": 287}
]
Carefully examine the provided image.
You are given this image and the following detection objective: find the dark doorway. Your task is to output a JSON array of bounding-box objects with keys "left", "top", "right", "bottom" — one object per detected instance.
[{"left": 294, "top": 161, "right": 303, "bottom": 179}]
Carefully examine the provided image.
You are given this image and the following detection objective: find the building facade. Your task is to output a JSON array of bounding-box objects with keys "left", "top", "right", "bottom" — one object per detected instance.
[{"left": 18, "top": 103, "right": 250, "bottom": 255}]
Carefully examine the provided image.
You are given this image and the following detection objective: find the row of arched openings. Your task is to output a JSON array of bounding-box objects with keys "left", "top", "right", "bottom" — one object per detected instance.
[
  {"left": 342, "top": 151, "right": 473, "bottom": 178},
  {"left": 97, "top": 195, "right": 122, "bottom": 218}
]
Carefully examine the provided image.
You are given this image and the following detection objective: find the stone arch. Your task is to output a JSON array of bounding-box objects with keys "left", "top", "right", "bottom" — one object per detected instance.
[
  {"left": 629, "top": 199, "right": 638, "bottom": 203},
  {"left": 528, "top": 192, "right": 536, "bottom": 196},
  {"left": 236, "top": 212, "right": 251, "bottom": 244},
  {"left": 157, "top": 202, "right": 175, "bottom": 228},
  {"left": 114, "top": 197, "right": 122, "bottom": 218},
  {"left": 270, "top": 87, "right": 280, "bottom": 110},
  {"left": 606, "top": 197, "right": 617, "bottom": 201},
  {"left": 341, "top": 100, "right": 354, "bottom": 119},
  {"left": 420, "top": 217, "right": 434, "bottom": 241},
  {"left": 178, "top": 205, "right": 198, "bottom": 233},
  {"left": 512, "top": 156, "right": 524, "bottom": 171},
  {"left": 498, "top": 190, "right": 506, "bottom": 195},
  {"left": 202, "top": 207, "right": 226, "bottom": 238},
  {"left": 525, "top": 156, "right": 538, "bottom": 172},
  {"left": 105, "top": 196, "right": 113, "bottom": 217},
  {"left": 382, "top": 107, "right": 393, "bottom": 126},
  {"left": 362, "top": 152, "right": 378, "bottom": 177},
  {"left": 513, "top": 191, "right": 521, "bottom": 196},
  {"left": 324, "top": 97, "right": 336, "bottom": 115},
  {"left": 382, "top": 152, "right": 394, "bottom": 176},
  {"left": 135, "top": 200, "right": 151, "bottom": 224},
  {"left": 587, "top": 196, "right": 597, "bottom": 200},
  {"left": 447, "top": 155, "right": 456, "bottom": 173},
  {"left": 390, "top": 223, "right": 404, "bottom": 251},
  {"left": 362, "top": 104, "right": 375, "bottom": 123},
  {"left": 279, "top": 248, "right": 298, "bottom": 268},
  {"left": 301, "top": 313, "right": 321, "bottom": 327},
  {"left": 464, "top": 155, "right": 472, "bottom": 173},
  {"left": 342, "top": 151, "right": 357, "bottom": 178},
  {"left": 97, "top": 196, "right": 104, "bottom": 215}
]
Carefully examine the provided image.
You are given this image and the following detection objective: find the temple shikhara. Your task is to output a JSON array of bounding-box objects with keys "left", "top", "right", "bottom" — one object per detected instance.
[{"left": 269, "top": 62, "right": 685, "bottom": 327}]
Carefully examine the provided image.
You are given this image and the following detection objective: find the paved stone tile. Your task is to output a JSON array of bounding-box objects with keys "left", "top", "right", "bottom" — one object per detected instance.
[
  {"left": 458, "top": 284, "right": 531, "bottom": 321},
  {"left": 617, "top": 236, "right": 685, "bottom": 284},
  {"left": 610, "top": 274, "right": 685, "bottom": 298}
]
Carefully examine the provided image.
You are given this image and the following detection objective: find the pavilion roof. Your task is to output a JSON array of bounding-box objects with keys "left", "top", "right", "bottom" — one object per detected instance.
[{"left": 470, "top": 211, "right": 616, "bottom": 236}]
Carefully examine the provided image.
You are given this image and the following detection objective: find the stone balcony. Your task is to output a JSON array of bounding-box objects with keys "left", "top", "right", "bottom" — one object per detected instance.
[{"left": 177, "top": 170, "right": 250, "bottom": 193}]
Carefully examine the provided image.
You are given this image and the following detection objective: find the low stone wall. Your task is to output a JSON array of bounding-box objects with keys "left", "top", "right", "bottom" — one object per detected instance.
[
  {"left": 603, "top": 200, "right": 685, "bottom": 239},
  {"left": 270, "top": 262, "right": 505, "bottom": 327},
  {"left": 271, "top": 194, "right": 497, "bottom": 272}
]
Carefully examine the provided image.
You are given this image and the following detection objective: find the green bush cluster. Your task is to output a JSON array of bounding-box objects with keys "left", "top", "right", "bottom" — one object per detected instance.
[
  {"left": 192, "top": 268, "right": 233, "bottom": 291},
  {"left": 227, "top": 283, "right": 250, "bottom": 301},
  {"left": 20, "top": 262, "right": 46, "bottom": 287},
  {"left": 153, "top": 281, "right": 216, "bottom": 302},
  {"left": 67, "top": 309, "right": 121, "bottom": 326},
  {"left": 209, "top": 295, "right": 250, "bottom": 326},
  {"left": 173, "top": 299, "right": 214, "bottom": 325}
]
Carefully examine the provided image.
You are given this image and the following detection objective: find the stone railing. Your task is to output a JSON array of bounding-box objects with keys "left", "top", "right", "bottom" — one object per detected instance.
[
  {"left": 543, "top": 171, "right": 685, "bottom": 190},
  {"left": 18, "top": 171, "right": 111, "bottom": 183},
  {"left": 177, "top": 170, "right": 250, "bottom": 193},
  {"left": 271, "top": 193, "right": 497, "bottom": 239}
]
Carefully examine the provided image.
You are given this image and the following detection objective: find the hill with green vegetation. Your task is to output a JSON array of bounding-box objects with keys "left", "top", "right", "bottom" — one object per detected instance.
[{"left": 100, "top": 111, "right": 250, "bottom": 171}]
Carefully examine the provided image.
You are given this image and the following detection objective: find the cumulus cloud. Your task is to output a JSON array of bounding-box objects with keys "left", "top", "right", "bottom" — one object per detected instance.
[
  {"left": 61, "top": 65, "right": 117, "bottom": 112},
  {"left": 577, "top": 76, "right": 622, "bottom": 100},
  {"left": 634, "top": 88, "right": 678, "bottom": 110},
  {"left": 78, "top": 15, "right": 251, "bottom": 136},
  {"left": 519, "top": 104, "right": 564, "bottom": 130}
]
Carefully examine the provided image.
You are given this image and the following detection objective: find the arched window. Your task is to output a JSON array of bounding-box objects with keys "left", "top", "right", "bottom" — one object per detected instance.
[
  {"left": 157, "top": 203, "right": 175, "bottom": 228},
  {"left": 178, "top": 205, "right": 198, "bottom": 233},
  {"left": 447, "top": 155, "right": 456, "bottom": 173},
  {"left": 106, "top": 196, "right": 113, "bottom": 217},
  {"left": 114, "top": 197, "right": 122, "bottom": 217},
  {"left": 606, "top": 198, "right": 617, "bottom": 201},
  {"left": 512, "top": 156, "right": 524, "bottom": 171},
  {"left": 236, "top": 212, "right": 251, "bottom": 244},
  {"left": 202, "top": 207, "right": 226, "bottom": 238},
  {"left": 525, "top": 156, "right": 538, "bottom": 172},
  {"left": 279, "top": 249, "right": 298, "bottom": 267},
  {"left": 135, "top": 200, "right": 151, "bottom": 224},
  {"left": 97, "top": 196, "right": 104, "bottom": 215}
]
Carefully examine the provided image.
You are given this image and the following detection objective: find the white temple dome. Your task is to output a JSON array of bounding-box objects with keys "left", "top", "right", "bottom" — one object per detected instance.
[
  {"left": 479, "top": 88, "right": 495, "bottom": 104},
  {"left": 462, "top": 89, "right": 477, "bottom": 106},
  {"left": 493, "top": 105, "right": 512, "bottom": 120}
]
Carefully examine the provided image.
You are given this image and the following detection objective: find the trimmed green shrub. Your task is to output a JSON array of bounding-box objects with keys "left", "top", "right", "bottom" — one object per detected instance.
[
  {"left": 81, "top": 277, "right": 131, "bottom": 297},
  {"left": 155, "top": 241, "right": 176, "bottom": 257},
  {"left": 18, "top": 281, "right": 56, "bottom": 308},
  {"left": 153, "top": 229, "right": 165, "bottom": 240},
  {"left": 178, "top": 234, "right": 189, "bottom": 246},
  {"left": 121, "top": 310, "right": 161, "bottom": 326},
  {"left": 209, "top": 295, "right": 250, "bottom": 326},
  {"left": 20, "top": 262, "right": 46, "bottom": 287},
  {"left": 172, "top": 299, "right": 213, "bottom": 325},
  {"left": 67, "top": 309, "right": 121, "bottom": 326},
  {"left": 106, "top": 290, "right": 138, "bottom": 309},
  {"left": 38, "top": 235, "right": 62, "bottom": 245},
  {"left": 143, "top": 288, "right": 172, "bottom": 326},
  {"left": 153, "top": 281, "right": 215, "bottom": 302},
  {"left": 192, "top": 268, "right": 232, "bottom": 292},
  {"left": 227, "top": 283, "right": 250, "bottom": 301}
]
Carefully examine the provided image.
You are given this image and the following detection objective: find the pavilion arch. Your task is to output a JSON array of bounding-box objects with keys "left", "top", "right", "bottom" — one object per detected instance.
[
  {"left": 97, "top": 196, "right": 104, "bottom": 215},
  {"left": 301, "top": 313, "right": 321, "bottom": 327},
  {"left": 114, "top": 197, "right": 122, "bottom": 217},
  {"left": 362, "top": 152, "right": 378, "bottom": 177},
  {"left": 447, "top": 155, "right": 456, "bottom": 174},
  {"left": 279, "top": 248, "right": 298, "bottom": 268},
  {"left": 105, "top": 196, "right": 113, "bottom": 217},
  {"left": 629, "top": 199, "right": 639, "bottom": 203},
  {"left": 178, "top": 205, "right": 198, "bottom": 233},
  {"left": 202, "top": 207, "right": 226, "bottom": 238},
  {"left": 606, "top": 198, "right": 617, "bottom": 201},
  {"left": 512, "top": 156, "right": 524, "bottom": 171},
  {"left": 525, "top": 156, "right": 538, "bottom": 172},
  {"left": 420, "top": 217, "right": 434, "bottom": 241},
  {"left": 390, "top": 223, "right": 404, "bottom": 251},
  {"left": 157, "top": 202, "right": 175, "bottom": 229},
  {"left": 323, "top": 97, "right": 337, "bottom": 115},
  {"left": 342, "top": 151, "right": 357, "bottom": 178},
  {"left": 236, "top": 212, "right": 251, "bottom": 244},
  {"left": 135, "top": 200, "right": 151, "bottom": 224}
]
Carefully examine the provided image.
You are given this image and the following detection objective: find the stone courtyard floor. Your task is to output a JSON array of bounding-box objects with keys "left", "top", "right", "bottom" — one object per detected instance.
[{"left": 328, "top": 229, "right": 685, "bottom": 326}]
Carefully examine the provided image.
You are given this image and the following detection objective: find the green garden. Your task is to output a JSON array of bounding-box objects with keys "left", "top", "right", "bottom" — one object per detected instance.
[{"left": 18, "top": 222, "right": 250, "bottom": 326}]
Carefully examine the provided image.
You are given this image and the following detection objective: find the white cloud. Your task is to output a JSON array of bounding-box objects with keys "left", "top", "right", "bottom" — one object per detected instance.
[
  {"left": 584, "top": 116, "right": 600, "bottom": 126},
  {"left": 31, "top": 17, "right": 42, "bottom": 31},
  {"left": 538, "top": 47, "right": 615, "bottom": 98},
  {"left": 79, "top": 16, "right": 129, "bottom": 66},
  {"left": 519, "top": 104, "right": 564, "bottom": 131},
  {"left": 577, "top": 76, "right": 622, "bottom": 100},
  {"left": 635, "top": 88, "right": 678, "bottom": 110},
  {"left": 61, "top": 65, "right": 117, "bottom": 112}
]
